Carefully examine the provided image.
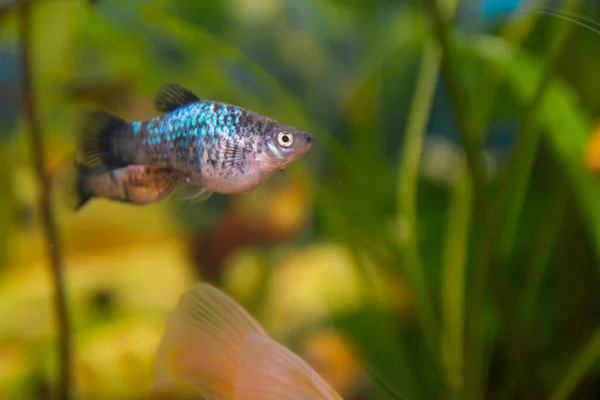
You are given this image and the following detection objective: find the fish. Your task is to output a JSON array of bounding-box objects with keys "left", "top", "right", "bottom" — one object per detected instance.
[
  {"left": 75, "top": 83, "right": 314, "bottom": 199},
  {"left": 58, "top": 161, "right": 183, "bottom": 210},
  {"left": 152, "top": 283, "right": 343, "bottom": 400}
]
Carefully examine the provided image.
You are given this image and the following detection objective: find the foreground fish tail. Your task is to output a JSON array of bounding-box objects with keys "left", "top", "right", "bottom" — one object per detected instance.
[
  {"left": 233, "top": 333, "right": 344, "bottom": 400},
  {"left": 76, "top": 109, "right": 130, "bottom": 168},
  {"left": 152, "top": 283, "right": 268, "bottom": 399},
  {"left": 57, "top": 161, "right": 93, "bottom": 211},
  {"left": 153, "top": 283, "right": 343, "bottom": 399}
]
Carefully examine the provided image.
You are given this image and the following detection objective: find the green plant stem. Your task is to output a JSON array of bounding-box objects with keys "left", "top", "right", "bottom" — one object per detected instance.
[
  {"left": 465, "top": 1, "right": 580, "bottom": 397},
  {"left": 441, "top": 167, "right": 472, "bottom": 398},
  {"left": 497, "top": 0, "right": 579, "bottom": 260},
  {"left": 396, "top": 0, "right": 462, "bottom": 373},
  {"left": 470, "top": 0, "right": 551, "bottom": 137},
  {"left": 18, "top": 1, "right": 71, "bottom": 399},
  {"left": 396, "top": 39, "right": 442, "bottom": 360},
  {"left": 522, "top": 169, "right": 568, "bottom": 326},
  {"left": 417, "top": 1, "right": 488, "bottom": 397},
  {"left": 417, "top": 1, "right": 489, "bottom": 395},
  {"left": 499, "top": 6, "right": 576, "bottom": 396},
  {"left": 420, "top": 0, "right": 486, "bottom": 197},
  {"left": 496, "top": 152, "right": 567, "bottom": 400},
  {"left": 497, "top": 159, "right": 567, "bottom": 398},
  {"left": 549, "top": 327, "right": 600, "bottom": 400},
  {"left": 451, "top": 3, "right": 548, "bottom": 397}
]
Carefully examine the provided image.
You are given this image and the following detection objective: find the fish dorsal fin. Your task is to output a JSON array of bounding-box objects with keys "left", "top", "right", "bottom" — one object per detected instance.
[
  {"left": 154, "top": 83, "right": 200, "bottom": 113},
  {"left": 233, "top": 332, "right": 343, "bottom": 400},
  {"left": 152, "top": 283, "right": 269, "bottom": 400}
]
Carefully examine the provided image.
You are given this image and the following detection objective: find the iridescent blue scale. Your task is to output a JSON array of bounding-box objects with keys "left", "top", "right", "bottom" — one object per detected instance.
[
  {"left": 124, "top": 95, "right": 267, "bottom": 172},
  {"left": 132, "top": 122, "right": 141, "bottom": 134}
]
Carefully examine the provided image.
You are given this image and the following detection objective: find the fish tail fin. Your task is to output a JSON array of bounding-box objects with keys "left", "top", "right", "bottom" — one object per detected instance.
[
  {"left": 233, "top": 332, "right": 343, "bottom": 400},
  {"left": 152, "top": 283, "right": 268, "bottom": 399},
  {"left": 76, "top": 109, "right": 128, "bottom": 168},
  {"left": 54, "top": 160, "right": 92, "bottom": 211}
]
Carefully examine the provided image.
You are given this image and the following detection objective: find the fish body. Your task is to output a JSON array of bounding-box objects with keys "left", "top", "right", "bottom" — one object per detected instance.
[
  {"left": 61, "top": 162, "right": 182, "bottom": 210},
  {"left": 153, "top": 283, "right": 343, "bottom": 400},
  {"left": 77, "top": 83, "right": 314, "bottom": 195}
]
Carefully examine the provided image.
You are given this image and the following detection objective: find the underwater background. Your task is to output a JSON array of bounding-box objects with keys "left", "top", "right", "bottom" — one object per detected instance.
[{"left": 3, "top": 0, "right": 600, "bottom": 398}]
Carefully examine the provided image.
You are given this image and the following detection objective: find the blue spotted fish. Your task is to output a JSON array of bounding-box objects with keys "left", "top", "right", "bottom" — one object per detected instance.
[{"left": 76, "top": 83, "right": 314, "bottom": 201}]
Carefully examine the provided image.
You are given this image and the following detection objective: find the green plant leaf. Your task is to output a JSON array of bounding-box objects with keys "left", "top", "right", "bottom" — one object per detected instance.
[
  {"left": 471, "top": 35, "right": 600, "bottom": 260},
  {"left": 549, "top": 327, "right": 600, "bottom": 400}
]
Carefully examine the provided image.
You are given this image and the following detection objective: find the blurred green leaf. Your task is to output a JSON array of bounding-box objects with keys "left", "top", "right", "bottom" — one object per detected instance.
[
  {"left": 0, "top": 145, "right": 13, "bottom": 275},
  {"left": 496, "top": 0, "right": 580, "bottom": 263},
  {"left": 333, "top": 306, "right": 416, "bottom": 400},
  {"left": 440, "top": 168, "right": 472, "bottom": 398},
  {"left": 549, "top": 327, "right": 600, "bottom": 400},
  {"left": 521, "top": 156, "right": 568, "bottom": 327},
  {"left": 162, "top": 0, "right": 228, "bottom": 34},
  {"left": 489, "top": 39, "right": 600, "bottom": 258},
  {"left": 393, "top": 33, "right": 447, "bottom": 384}
]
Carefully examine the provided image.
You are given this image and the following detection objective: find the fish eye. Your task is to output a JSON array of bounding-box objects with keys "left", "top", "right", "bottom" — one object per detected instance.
[{"left": 277, "top": 132, "right": 293, "bottom": 147}]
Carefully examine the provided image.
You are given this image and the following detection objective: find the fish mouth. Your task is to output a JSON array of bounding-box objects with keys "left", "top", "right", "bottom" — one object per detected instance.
[{"left": 296, "top": 132, "right": 314, "bottom": 155}]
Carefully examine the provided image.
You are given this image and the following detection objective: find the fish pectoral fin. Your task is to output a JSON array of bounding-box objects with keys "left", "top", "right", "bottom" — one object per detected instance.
[
  {"left": 221, "top": 143, "right": 252, "bottom": 169},
  {"left": 178, "top": 186, "right": 214, "bottom": 203},
  {"left": 154, "top": 83, "right": 200, "bottom": 113},
  {"left": 163, "top": 167, "right": 189, "bottom": 182},
  {"left": 157, "top": 179, "right": 179, "bottom": 200},
  {"left": 232, "top": 333, "right": 343, "bottom": 400}
]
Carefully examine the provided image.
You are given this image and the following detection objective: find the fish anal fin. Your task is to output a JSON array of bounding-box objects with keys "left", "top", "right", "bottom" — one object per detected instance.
[
  {"left": 152, "top": 283, "right": 269, "bottom": 400},
  {"left": 233, "top": 333, "right": 343, "bottom": 400},
  {"left": 154, "top": 83, "right": 200, "bottom": 113},
  {"left": 115, "top": 165, "right": 182, "bottom": 204},
  {"left": 121, "top": 165, "right": 183, "bottom": 186},
  {"left": 124, "top": 183, "right": 174, "bottom": 205}
]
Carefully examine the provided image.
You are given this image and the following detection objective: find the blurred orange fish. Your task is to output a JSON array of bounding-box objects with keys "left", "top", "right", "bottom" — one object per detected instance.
[
  {"left": 152, "top": 283, "right": 344, "bottom": 400},
  {"left": 59, "top": 161, "right": 183, "bottom": 210},
  {"left": 585, "top": 120, "right": 600, "bottom": 175}
]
